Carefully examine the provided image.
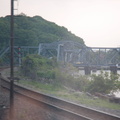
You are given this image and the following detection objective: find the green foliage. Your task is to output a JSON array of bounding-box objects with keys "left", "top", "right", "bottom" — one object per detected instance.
[
  {"left": 87, "top": 71, "right": 120, "bottom": 94},
  {"left": 0, "top": 17, "right": 10, "bottom": 49},
  {"left": 21, "top": 54, "right": 57, "bottom": 80},
  {"left": 75, "top": 76, "right": 89, "bottom": 92},
  {"left": 0, "top": 15, "right": 84, "bottom": 50},
  {"left": 54, "top": 64, "right": 89, "bottom": 92},
  {"left": 19, "top": 79, "right": 120, "bottom": 110},
  {"left": 20, "top": 54, "right": 120, "bottom": 94},
  {"left": 37, "top": 70, "right": 55, "bottom": 79}
]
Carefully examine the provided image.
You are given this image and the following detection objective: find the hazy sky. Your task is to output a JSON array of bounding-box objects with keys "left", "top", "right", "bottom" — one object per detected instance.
[{"left": 1, "top": 0, "right": 120, "bottom": 47}]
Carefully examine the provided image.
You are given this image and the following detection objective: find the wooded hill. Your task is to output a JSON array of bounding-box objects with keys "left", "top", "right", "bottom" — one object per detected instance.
[{"left": 0, "top": 15, "right": 84, "bottom": 49}]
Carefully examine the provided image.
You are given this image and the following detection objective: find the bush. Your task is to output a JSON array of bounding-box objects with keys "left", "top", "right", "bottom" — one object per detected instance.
[
  {"left": 87, "top": 71, "right": 120, "bottom": 94},
  {"left": 37, "top": 70, "right": 55, "bottom": 79},
  {"left": 20, "top": 54, "right": 57, "bottom": 80},
  {"left": 54, "top": 68, "right": 89, "bottom": 92},
  {"left": 20, "top": 55, "right": 120, "bottom": 94}
]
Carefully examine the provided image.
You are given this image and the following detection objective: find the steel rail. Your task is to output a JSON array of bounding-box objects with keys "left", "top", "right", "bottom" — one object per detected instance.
[
  {"left": 1, "top": 78, "right": 120, "bottom": 120},
  {"left": 1, "top": 79, "right": 91, "bottom": 120}
]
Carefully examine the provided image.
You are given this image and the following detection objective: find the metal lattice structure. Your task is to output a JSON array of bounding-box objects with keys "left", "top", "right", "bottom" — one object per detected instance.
[
  {"left": 0, "top": 46, "right": 38, "bottom": 66},
  {"left": 0, "top": 41, "right": 120, "bottom": 67},
  {"left": 76, "top": 47, "right": 120, "bottom": 67},
  {"left": 38, "top": 41, "right": 120, "bottom": 67},
  {"left": 38, "top": 41, "right": 85, "bottom": 62}
]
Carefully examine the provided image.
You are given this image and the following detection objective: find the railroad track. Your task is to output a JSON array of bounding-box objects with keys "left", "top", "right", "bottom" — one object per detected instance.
[{"left": 1, "top": 77, "right": 120, "bottom": 120}]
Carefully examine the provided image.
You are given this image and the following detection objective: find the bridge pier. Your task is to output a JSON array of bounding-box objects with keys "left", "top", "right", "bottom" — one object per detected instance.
[
  {"left": 110, "top": 66, "right": 117, "bottom": 74},
  {"left": 84, "top": 66, "right": 91, "bottom": 75}
]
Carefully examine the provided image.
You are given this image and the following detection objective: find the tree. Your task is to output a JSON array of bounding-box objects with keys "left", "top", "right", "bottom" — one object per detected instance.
[{"left": 0, "top": 15, "right": 84, "bottom": 49}]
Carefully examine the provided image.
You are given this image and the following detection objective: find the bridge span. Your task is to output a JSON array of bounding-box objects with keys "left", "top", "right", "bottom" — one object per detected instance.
[{"left": 0, "top": 41, "right": 120, "bottom": 74}]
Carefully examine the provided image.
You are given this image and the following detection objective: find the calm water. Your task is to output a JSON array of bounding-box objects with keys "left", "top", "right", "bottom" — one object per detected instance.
[{"left": 79, "top": 70, "right": 120, "bottom": 97}]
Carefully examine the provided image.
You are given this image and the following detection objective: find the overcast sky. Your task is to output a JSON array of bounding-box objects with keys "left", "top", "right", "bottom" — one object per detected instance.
[{"left": 1, "top": 0, "right": 120, "bottom": 47}]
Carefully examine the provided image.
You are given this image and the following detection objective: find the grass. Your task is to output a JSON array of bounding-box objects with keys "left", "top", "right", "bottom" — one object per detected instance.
[{"left": 18, "top": 80, "right": 120, "bottom": 110}]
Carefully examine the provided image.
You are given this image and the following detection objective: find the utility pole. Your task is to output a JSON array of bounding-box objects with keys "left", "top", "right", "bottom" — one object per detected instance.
[{"left": 10, "top": 0, "right": 14, "bottom": 119}]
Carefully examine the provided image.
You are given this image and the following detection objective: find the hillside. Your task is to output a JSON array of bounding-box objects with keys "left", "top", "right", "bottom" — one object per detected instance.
[{"left": 0, "top": 15, "right": 84, "bottom": 49}]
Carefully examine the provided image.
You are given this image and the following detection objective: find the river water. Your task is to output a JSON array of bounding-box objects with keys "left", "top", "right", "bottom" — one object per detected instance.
[{"left": 78, "top": 70, "right": 120, "bottom": 97}]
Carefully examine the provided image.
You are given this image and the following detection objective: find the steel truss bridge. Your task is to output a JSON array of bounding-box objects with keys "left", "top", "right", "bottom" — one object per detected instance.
[{"left": 0, "top": 41, "right": 120, "bottom": 68}]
